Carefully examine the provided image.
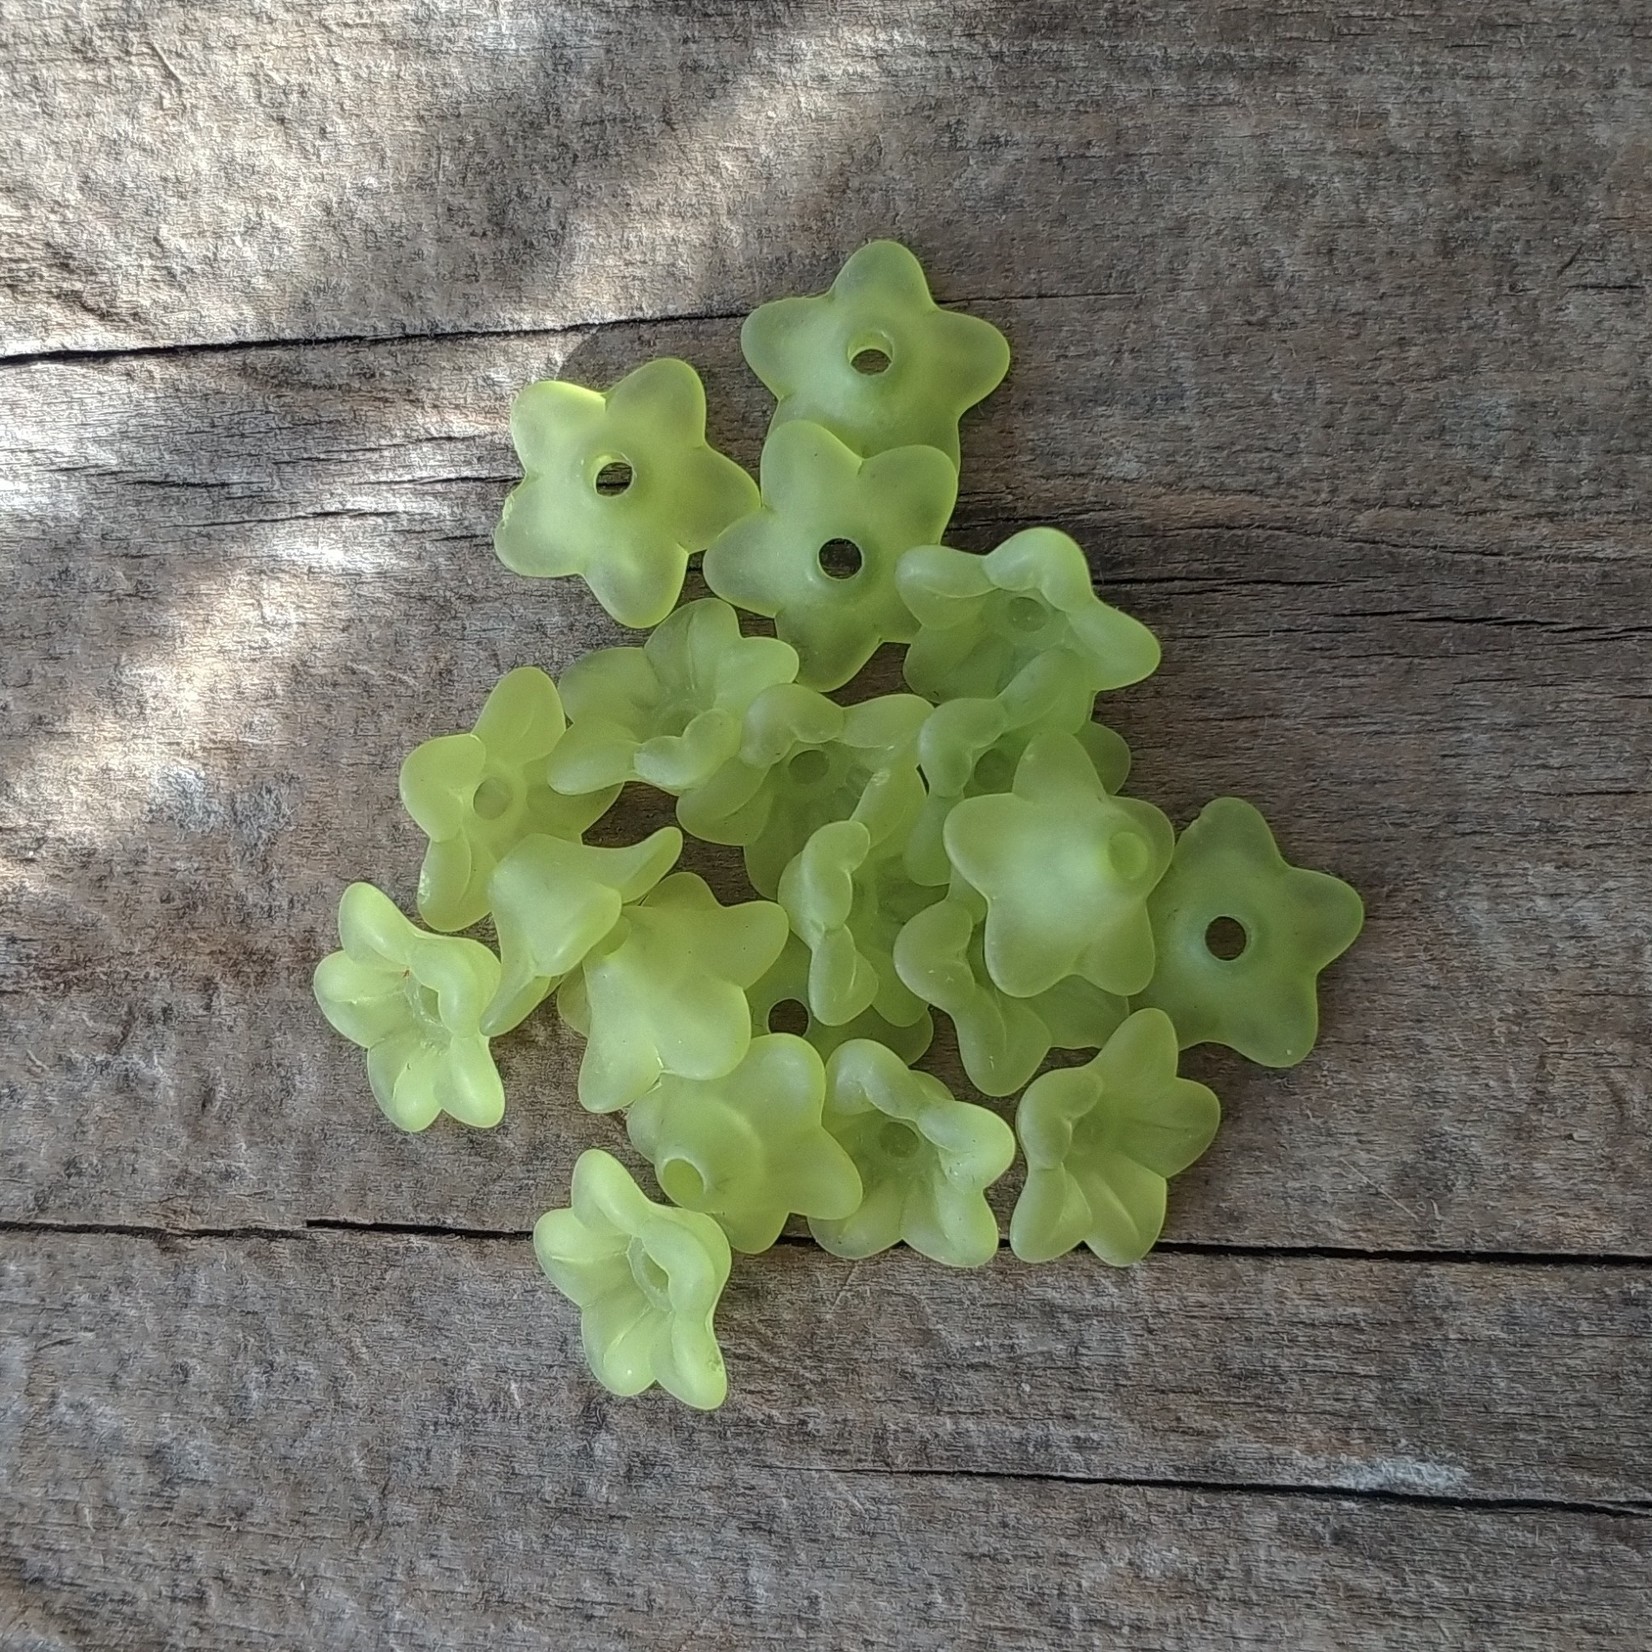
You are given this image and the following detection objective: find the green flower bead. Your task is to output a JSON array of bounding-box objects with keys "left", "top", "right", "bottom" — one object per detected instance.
[
  {"left": 556, "top": 872, "right": 789, "bottom": 1113},
  {"left": 748, "top": 936, "right": 935, "bottom": 1065},
  {"left": 495, "top": 357, "right": 759, "bottom": 629},
  {"left": 546, "top": 599, "right": 799, "bottom": 797},
  {"left": 400, "top": 667, "right": 618, "bottom": 933},
  {"left": 702, "top": 420, "right": 958, "bottom": 690},
  {"left": 900, "top": 528, "right": 1160, "bottom": 723},
  {"left": 741, "top": 239, "right": 1010, "bottom": 466},
  {"left": 481, "top": 827, "right": 682, "bottom": 1036},
  {"left": 1134, "top": 797, "right": 1364, "bottom": 1067},
  {"left": 534, "top": 1149, "right": 731, "bottom": 1410},
  {"left": 313, "top": 882, "right": 505, "bottom": 1131},
  {"left": 1010, "top": 1009, "right": 1221, "bottom": 1266},
  {"left": 810, "top": 1039, "right": 1015, "bottom": 1267},
  {"left": 944, "top": 731, "right": 1174, "bottom": 999},
  {"left": 626, "top": 1034, "right": 863, "bottom": 1254},
  {"left": 893, "top": 898, "right": 1126, "bottom": 1097},
  {"left": 777, "top": 817, "right": 938, "bottom": 1030},
  {"left": 906, "top": 691, "right": 1131, "bottom": 886}
]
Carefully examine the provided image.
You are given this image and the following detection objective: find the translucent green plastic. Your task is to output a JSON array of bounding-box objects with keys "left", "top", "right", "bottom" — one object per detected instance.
[
  {"left": 702, "top": 420, "right": 958, "bottom": 690},
  {"left": 748, "top": 936, "right": 936, "bottom": 1065},
  {"left": 900, "top": 528, "right": 1160, "bottom": 724},
  {"left": 556, "top": 872, "right": 789, "bottom": 1113},
  {"left": 741, "top": 239, "right": 1010, "bottom": 466},
  {"left": 810, "top": 1040, "right": 1015, "bottom": 1267},
  {"left": 495, "top": 357, "right": 759, "bottom": 629},
  {"left": 400, "top": 666, "right": 617, "bottom": 933},
  {"left": 1011, "top": 1009, "right": 1221, "bottom": 1266},
  {"left": 626, "top": 1034, "right": 863, "bottom": 1254},
  {"left": 313, "top": 882, "right": 506, "bottom": 1130},
  {"left": 944, "top": 731, "right": 1174, "bottom": 999},
  {"left": 1134, "top": 797, "right": 1365, "bottom": 1067},
  {"left": 547, "top": 599, "right": 799, "bottom": 797},
  {"left": 534, "top": 1149, "right": 732, "bottom": 1409}
]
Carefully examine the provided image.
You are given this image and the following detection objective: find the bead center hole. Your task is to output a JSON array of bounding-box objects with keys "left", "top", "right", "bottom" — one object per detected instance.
[
  {"left": 768, "top": 998, "right": 810, "bottom": 1036},
  {"left": 817, "top": 538, "right": 864, "bottom": 580},
  {"left": 849, "top": 343, "right": 892, "bottom": 375},
  {"left": 878, "top": 1120, "right": 921, "bottom": 1160},
  {"left": 627, "top": 1238, "right": 674, "bottom": 1310},
  {"left": 788, "top": 747, "right": 831, "bottom": 785},
  {"left": 1107, "top": 831, "right": 1151, "bottom": 882},
  {"left": 1005, "top": 595, "right": 1048, "bottom": 633},
  {"left": 471, "top": 774, "right": 516, "bottom": 820},
  {"left": 658, "top": 1158, "right": 709, "bottom": 1213},
  {"left": 406, "top": 978, "right": 442, "bottom": 1026},
  {"left": 593, "top": 455, "right": 634, "bottom": 496},
  {"left": 1205, "top": 916, "right": 1248, "bottom": 960}
]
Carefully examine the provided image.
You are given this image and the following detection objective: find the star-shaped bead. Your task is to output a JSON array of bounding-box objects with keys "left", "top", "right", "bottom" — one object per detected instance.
[
  {"left": 534, "top": 1150, "right": 732, "bottom": 1410},
  {"left": 747, "top": 936, "right": 935, "bottom": 1066},
  {"left": 1010, "top": 1009, "right": 1221, "bottom": 1266},
  {"left": 741, "top": 239, "right": 1010, "bottom": 465},
  {"left": 313, "top": 882, "right": 506, "bottom": 1131},
  {"left": 703, "top": 420, "right": 958, "bottom": 690},
  {"left": 495, "top": 357, "right": 759, "bottom": 628},
  {"left": 1133, "top": 797, "right": 1364, "bottom": 1067}
]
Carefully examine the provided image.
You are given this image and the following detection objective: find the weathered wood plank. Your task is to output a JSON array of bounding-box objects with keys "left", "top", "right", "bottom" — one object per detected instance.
[
  {"left": 2, "top": 1231, "right": 1648, "bottom": 1650},
  {"left": 1, "top": 329, "right": 1648, "bottom": 1249}
]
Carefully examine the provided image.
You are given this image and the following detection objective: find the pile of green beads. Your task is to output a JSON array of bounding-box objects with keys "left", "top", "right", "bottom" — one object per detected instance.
[{"left": 314, "top": 241, "right": 1363, "bottom": 1410}]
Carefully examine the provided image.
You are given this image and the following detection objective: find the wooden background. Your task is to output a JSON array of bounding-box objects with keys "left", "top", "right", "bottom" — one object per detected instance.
[{"left": 2, "top": 2, "right": 1649, "bottom": 1647}]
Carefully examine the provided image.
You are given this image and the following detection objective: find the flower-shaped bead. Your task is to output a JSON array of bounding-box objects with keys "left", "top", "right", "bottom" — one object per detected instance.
[
  {"left": 1010, "top": 1009, "right": 1221, "bottom": 1266},
  {"left": 703, "top": 420, "right": 958, "bottom": 690},
  {"left": 482, "top": 827, "right": 682, "bottom": 1035},
  {"left": 495, "top": 357, "right": 759, "bottom": 629},
  {"left": 534, "top": 1149, "right": 732, "bottom": 1410},
  {"left": 748, "top": 936, "right": 935, "bottom": 1065},
  {"left": 626, "top": 1034, "right": 862, "bottom": 1254},
  {"left": 778, "top": 817, "right": 938, "bottom": 1030},
  {"left": 741, "top": 239, "right": 1010, "bottom": 466},
  {"left": 1134, "top": 797, "right": 1364, "bottom": 1067},
  {"left": 944, "top": 731, "right": 1174, "bottom": 999},
  {"left": 893, "top": 898, "right": 1126, "bottom": 1097},
  {"left": 906, "top": 690, "right": 1131, "bottom": 886},
  {"left": 400, "top": 667, "right": 618, "bottom": 933},
  {"left": 555, "top": 873, "right": 789, "bottom": 1113},
  {"left": 313, "top": 882, "right": 506, "bottom": 1131},
  {"left": 546, "top": 599, "right": 799, "bottom": 798},
  {"left": 900, "top": 528, "right": 1160, "bottom": 725},
  {"left": 810, "top": 1040, "right": 1015, "bottom": 1267}
]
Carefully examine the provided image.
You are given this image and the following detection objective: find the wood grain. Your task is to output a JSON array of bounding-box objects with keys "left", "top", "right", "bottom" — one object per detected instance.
[{"left": 2, "top": 1230, "right": 1648, "bottom": 1651}]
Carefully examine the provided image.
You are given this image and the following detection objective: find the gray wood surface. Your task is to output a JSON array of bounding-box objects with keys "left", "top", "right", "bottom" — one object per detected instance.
[{"left": 2, "top": 1, "right": 1649, "bottom": 1648}]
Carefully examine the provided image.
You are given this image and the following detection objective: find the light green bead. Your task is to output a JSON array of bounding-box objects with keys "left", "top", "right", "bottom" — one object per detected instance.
[
  {"left": 702, "top": 420, "right": 958, "bottom": 690},
  {"left": 1010, "top": 1009, "right": 1220, "bottom": 1266},
  {"left": 482, "top": 827, "right": 682, "bottom": 1036},
  {"left": 1134, "top": 797, "right": 1364, "bottom": 1067},
  {"left": 313, "top": 882, "right": 505, "bottom": 1131},
  {"left": 495, "top": 357, "right": 759, "bottom": 629},
  {"left": 558, "top": 872, "right": 789, "bottom": 1113},
  {"left": 627, "top": 1034, "right": 863, "bottom": 1254},
  {"left": 900, "top": 527, "right": 1160, "bottom": 723},
  {"left": 810, "top": 1040, "right": 1015, "bottom": 1267},
  {"left": 399, "top": 667, "right": 618, "bottom": 933},
  {"left": 748, "top": 936, "right": 935, "bottom": 1065},
  {"left": 547, "top": 599, "right": 799, "bottom": 797},
  {"left": 944, "top": 731, "right": 1174, "bottom": 999},
  {"left": 741, "top": 239, "right": 1010, "bottom": 466},
  {"left": 534, "top": 1149, "right": 732, "bottom": 1410}
]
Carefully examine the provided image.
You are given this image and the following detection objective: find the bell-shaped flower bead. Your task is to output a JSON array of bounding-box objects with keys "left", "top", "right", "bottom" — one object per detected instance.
[
  {"left": 547, "top": 599, "right": 799, "bottom": 797},
  {"left": 495, "top": 357, "right": 759, "bottom": 629},
  {"left": 748, "top": 936, "right": 935, "bottom": 1065},
  {"left": 313, "top": 882, "right": 506, "bottom": 1131},
  {"left": 1134, "top": 797, "right": 1364, "bottom": 1067},
  {"left": 900, "top": 528, "right": 1160, "bottom": 724},
  {"left": 740, "top": 239, "right": 1010, "bottom": 466},
  {"left": 626, "top": 1034, "right": 862, "bottom": 1254},
  {"left": 703, "top": 420, "right": 958, "bottom": 690},
  {"left": 399, "top": 667, "right": 618, "bottom": 933},
  {"left": 943, "top": 732, "right": 1174, "bottom": 999},
  {"left": 559, "top": 873, "right": 790, "bottom": 1113},
  {"left": 810, "top": 1040, "right": 1015, "bottom": 1267},
  {"left": 534, "top": 1149, "right": 732, "bottom": 1410},
  {"left": 1010, "top": 1010, "right": 1220, "bottom": 1266},
  {"left": 481, "top": 827, "right": 682, "bottom": 1036}
]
